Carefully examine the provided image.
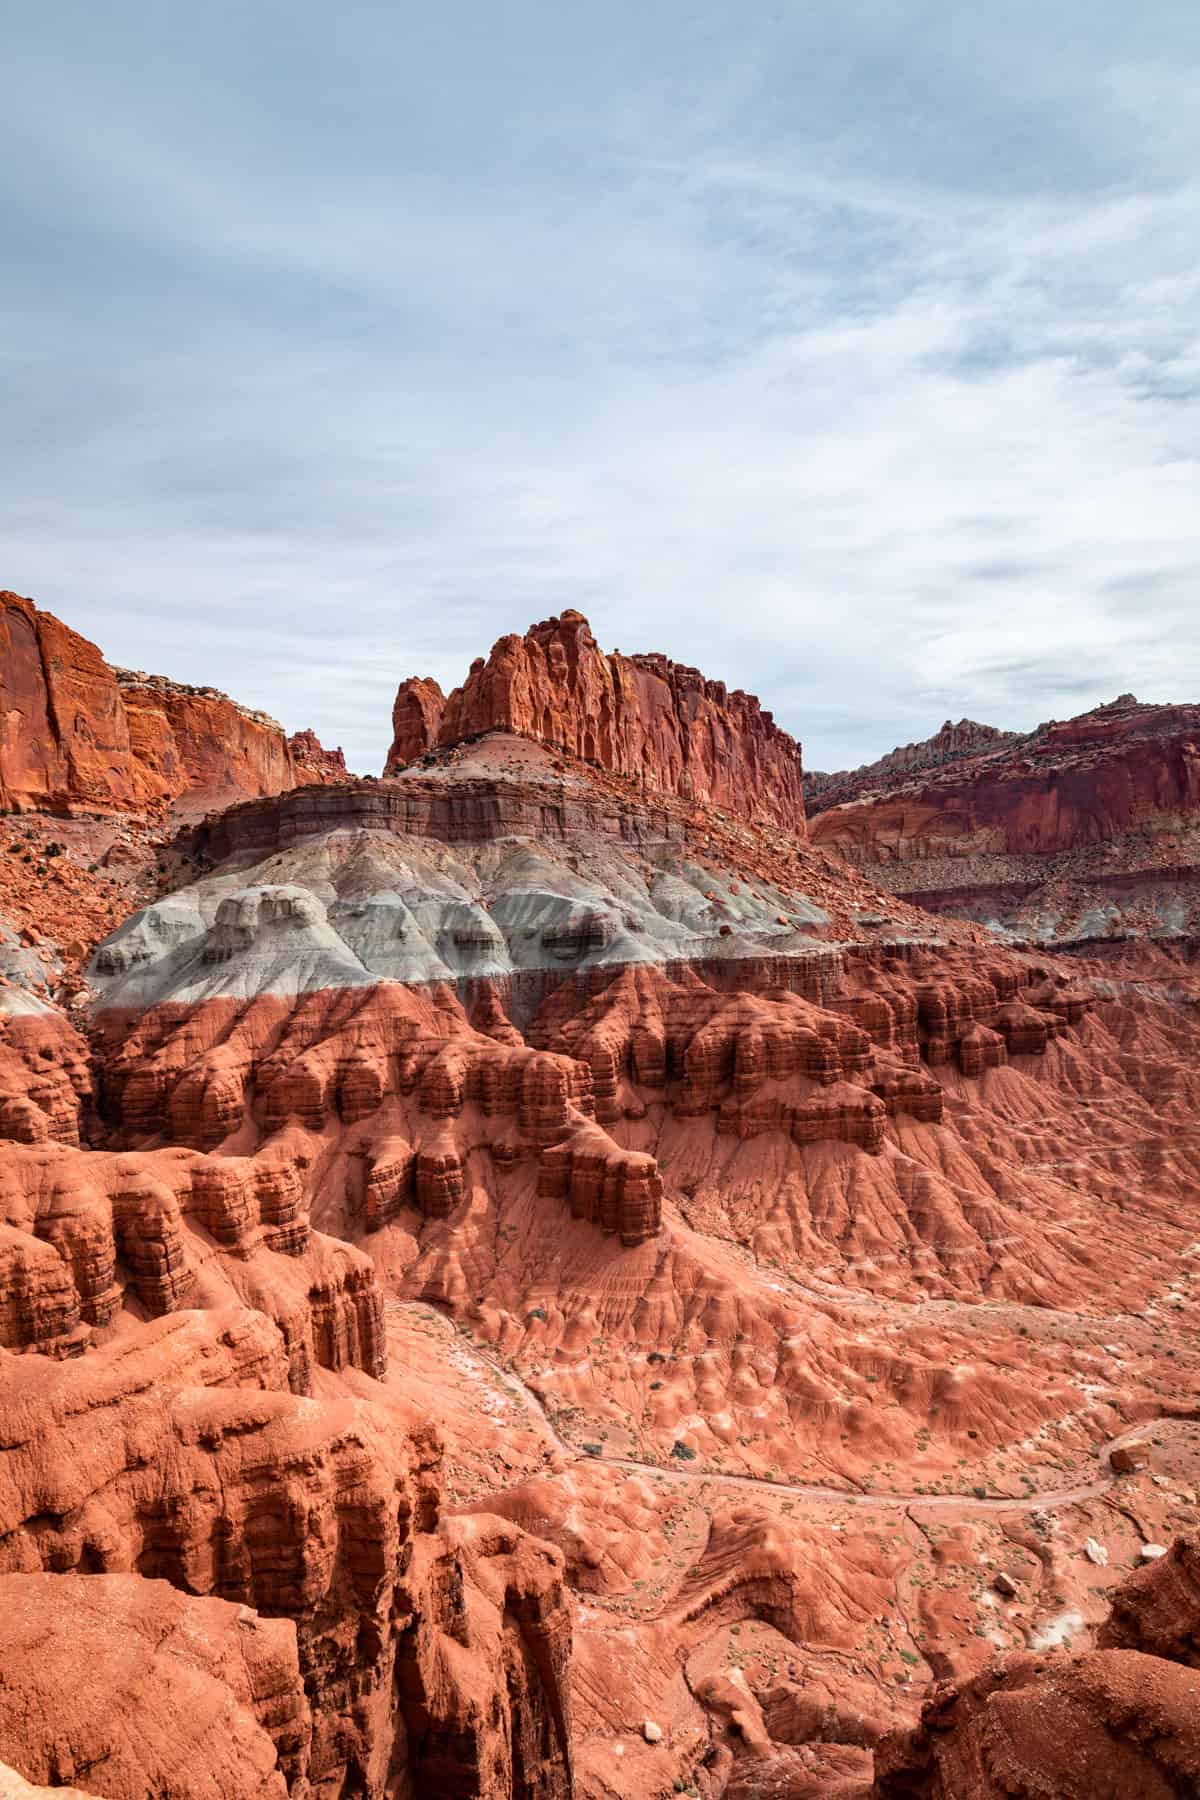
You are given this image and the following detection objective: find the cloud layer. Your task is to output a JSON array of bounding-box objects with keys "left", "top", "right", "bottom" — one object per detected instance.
[{"left": 3, "top": 0, "right": 1198, "bottom": 772}]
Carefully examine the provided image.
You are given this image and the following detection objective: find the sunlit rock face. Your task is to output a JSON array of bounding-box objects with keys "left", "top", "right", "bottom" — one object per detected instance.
[
  {"left": 0, "top": 588, "right": 346, "bottom": 820},
  {"left": 386, "top": 609, "right": 808, "bottom": 833}
]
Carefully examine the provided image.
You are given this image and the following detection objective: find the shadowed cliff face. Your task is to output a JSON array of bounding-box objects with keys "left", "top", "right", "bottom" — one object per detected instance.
[
  {"left": 386, "top": 609, "right": 807, "bottom": 833},
  {"left": 0, "top": 591, "right": 347, "bottom": 817}
]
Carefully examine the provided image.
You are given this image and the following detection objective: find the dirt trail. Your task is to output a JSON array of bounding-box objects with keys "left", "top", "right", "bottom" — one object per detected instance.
[{"left": 386, "top": 1301, "right": 1154, "bottom": 1516}]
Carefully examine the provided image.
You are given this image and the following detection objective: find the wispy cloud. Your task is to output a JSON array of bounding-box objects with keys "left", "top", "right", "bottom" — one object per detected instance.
[{"left": 2, "top": 0, "right": 1198, "bottom": 771}]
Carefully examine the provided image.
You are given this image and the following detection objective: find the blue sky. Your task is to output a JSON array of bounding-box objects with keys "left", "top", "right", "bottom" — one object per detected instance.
[{"left": 4, "top": 1, "right": 1199, "bottom": 773}]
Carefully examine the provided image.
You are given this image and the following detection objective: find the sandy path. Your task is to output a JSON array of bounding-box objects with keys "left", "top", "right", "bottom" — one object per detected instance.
[{"left": 386, "top": 1300, "right": 1155, "bottom": 1515}]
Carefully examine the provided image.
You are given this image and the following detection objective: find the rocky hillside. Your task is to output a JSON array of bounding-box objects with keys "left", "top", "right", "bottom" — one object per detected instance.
[
  {"left": 805, "top": 718, "right": 1020, "bottom": 812},
  {"left": 810, "top": 694, "right": 1200, "bottom": 946}
]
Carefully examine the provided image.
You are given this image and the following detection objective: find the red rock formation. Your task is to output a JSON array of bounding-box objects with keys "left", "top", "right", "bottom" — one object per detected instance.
[
  {"left": 93, "top": 983, "right": 665, "bottom": 1248},
  {"left": 287, "top": 728, "right": 349, "bottom": 782},
  {"left": 0, "top": 1574, "right": 310, "bottom": 1798},
  {"left": 528, "top": 955, "right": 1083, "bottom": 1144},
  {"left": 0, "top": 1009, "right": 92, "bottom": 1147},
  {"left": 1099, "top": 1534, "right": 1200, "bottom": 1667},
  {"left": 810, "top": 695, "right": 1200, "bottom": 944},
  {"left": 872, "top": 1649, "right": 1200, "bottom": 1797},
  {"left": 117, "top": 670, "right": 350, "bottom": 810},
  {"left": 873, "top": 1535, "right": 1200, "bottom": 1797},
  {"left": 389, "top": 674, "right": 447, "bottom": 765},
  {"left": 0, "top": 590, "right": 144, "bottom": 814},
  {"left": 8, "top": 593, "right": 1200, "bottom": 1797},
  {"left": 0, "top": 1138, "right": 387, "bottom": 1378},
  {"left": 0, "top": 589, "right": 349, "bottom": 817},
  {"left": 0, "top": 1308, "right": 574, "bottom": 1798},
  {"left": 813, "top": 697, "right": 1200, "bottom": 861},
  {"left": 385, "top": 611, "right": 807, "bottom": 832}
]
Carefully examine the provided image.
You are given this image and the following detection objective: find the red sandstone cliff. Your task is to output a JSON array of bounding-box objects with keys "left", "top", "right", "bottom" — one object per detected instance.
[
  {"left": 0, "top": 590, "right": 348, "bottom": 816},
  {"left": 390, "top": 674, "right": 448, "bottom": 766},
  {"left": 385, "top": 610, "right": 807, "bottom": 833},
  {"left": 0, "top": 1309, "right": 574, "bottom": 1797},
  {"left": 0, "top": 591, "right": 145, "bottom": 814},
  {"left": 287, "top": 727, "right": 348, "bottom": 783},
  {"left": 811, "top": 697, "right": 1200, "bottom": 863},
  {"left": 809, "top": 695, "right": 1200, "bottom": 942}
]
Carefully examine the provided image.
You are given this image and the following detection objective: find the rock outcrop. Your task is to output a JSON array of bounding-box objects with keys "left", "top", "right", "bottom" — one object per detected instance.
[
  {"left": 873, "top": 1537, "right": 1200, "bottom": 1798},
  {"left": 872, "top": 1648, "right": 1200, "bottom": 1798},
  {"left": 0, "top": 590, "right": 347, "bottom": 817},
  {"left": 0, "top": 1137, "right": 387, "bottom": 1376},
  {"left": 390, "top": 674, "right": 448, "bottom": 765},
  {"left": 0, "top": 591, "right": 145, "bottom": 816},
  {"left": 1099, "top": 1534, "right": 1200, "bottom": 1667},
  {"left": 287, "top": 729, "right": 349, "bottom": 782},
  {"left": 91, "top": 983, "right": 665, "bottom": 1249},
  {"left": 0, "top": 1574, "right": 310, "bottom": 1798},
  {"left": 0, "top": 1309, "right": 574, "bottom": 1799},
  {"left": 810, "top": 695, "right": 1200, "bottom": 945},
  {"left": 385, "top": 611, "right": 807, "bottom": 832}
]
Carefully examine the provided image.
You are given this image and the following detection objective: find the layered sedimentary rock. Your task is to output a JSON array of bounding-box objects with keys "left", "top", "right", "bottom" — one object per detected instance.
[
  {"left": 805, "top": 718, "right": 1019, "bottom": 812},
  {"left": 385, "top": 610, "right": 807, "bottom": 832},
  {"left": 0, "top": 1574, "right": 310, "bottom": 1798},
  {"left": 90, "top": 980, "right": 663, "bottom": 1249},
  {"left": 0, "top": 1006, "right": 93, "bottom": 1148},
  {"left": 0, "top": 590, "right": 346, "bottom": 816},
  {"left": 810, "top": 695, "right": 1200, "bottom": 945},
  {"left": 0, "top": 1308, "right": 574, "bottom": 1799},
  {"left": 0, "top": 1137, "right": 386, "bottom": 1377},
  {"left": 7, "top": 596, "right": 1200, "bottom": 1797}
]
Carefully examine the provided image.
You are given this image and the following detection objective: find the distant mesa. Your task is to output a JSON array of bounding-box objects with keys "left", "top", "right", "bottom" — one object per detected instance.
[{"left": 807, "top": 692, "right": 1200, "bottom": 945}]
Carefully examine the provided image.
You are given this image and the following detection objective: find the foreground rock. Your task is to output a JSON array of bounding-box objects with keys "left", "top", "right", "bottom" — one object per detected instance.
[
  {"left": 872, "top": 1538, "right": 1200, "bottom": 1798},
  {"left": 0, "top": 1575, "right": 308, "bottom": 1798},
  {"left": 0, "top": 1309, "right": 573, "bottom": 1798}
]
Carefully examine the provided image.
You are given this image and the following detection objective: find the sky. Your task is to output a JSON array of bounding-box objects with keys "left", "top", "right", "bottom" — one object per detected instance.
[{"left": 3, "top": 1, "right": 1199, "bottom": 775}]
